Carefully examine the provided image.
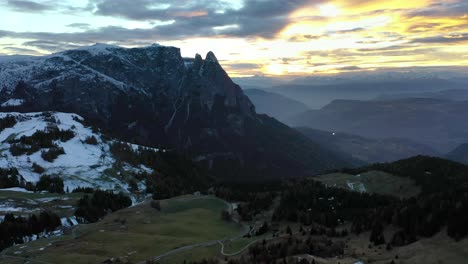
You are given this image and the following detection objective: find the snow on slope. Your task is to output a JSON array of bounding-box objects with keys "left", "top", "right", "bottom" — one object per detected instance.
[
  {"left": 1, "top": 99, "right": 24, "bottom": 107},
  {"left": 0, "top": 112, "right": 155, "bottom": 193},
  {"left": 0, "top": 43, "right": 167, "bottom": 93}
]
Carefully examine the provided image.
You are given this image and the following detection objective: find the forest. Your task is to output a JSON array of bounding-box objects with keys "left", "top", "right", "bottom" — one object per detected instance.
[
  {"left": 74, "top": 190, "right": 132, "bottom": 223},
  {"left": 110, "top": 142, "right": 211, "bottom": 199},
  {"left": 0, "top": 211, "right": 61, "bottom": 251}
]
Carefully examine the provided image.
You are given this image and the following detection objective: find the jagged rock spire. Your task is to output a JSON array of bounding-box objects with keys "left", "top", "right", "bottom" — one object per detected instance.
[{"left": 205, "top": 51, "right": 219, "bottom": 63}]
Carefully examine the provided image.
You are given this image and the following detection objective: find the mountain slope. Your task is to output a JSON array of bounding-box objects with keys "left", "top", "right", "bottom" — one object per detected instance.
[
  {"left": 0, "top": 111, "right": 154, "bottom": 194},
  {"left": 297, "top": 127, "right": 439, "bottom": 163},
  {"left": 0, "top": 44, "right": 353, "bottom": 180},
  {"left": 243, "top": 88, "right": 309, "bottom": 122}
]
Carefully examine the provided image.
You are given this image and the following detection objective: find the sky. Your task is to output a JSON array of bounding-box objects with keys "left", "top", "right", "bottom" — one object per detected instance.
[{"left": 0, "top": 0, "right": 467, "bottom": 76}]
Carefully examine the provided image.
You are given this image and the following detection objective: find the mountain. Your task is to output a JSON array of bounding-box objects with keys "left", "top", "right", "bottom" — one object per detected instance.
[
  {"left": 297, "top": 127, "right": 438, "bottom": 164},
  {"left": 268, "top": 79, "right": 464, "bottom": 109},
  {"left": 375, "top": 89, "right": 468, "bottom": 101},
  {"left": 446, "top": 143, "right": 468, "bottom": 165},
  {"left": 0, "top": 44, "right": 353, "bottom": 180},
  {"left": 290, "top": 98, "right": 468, "bottom": 153},
  {"left": 243, "top": 88, "right": 309, "bottom": 122}
]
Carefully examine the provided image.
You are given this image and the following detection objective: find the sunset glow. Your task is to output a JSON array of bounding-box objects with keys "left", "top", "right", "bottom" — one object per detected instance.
[{"left": 0, "top": 0, "right": 467, "bottom": 76}]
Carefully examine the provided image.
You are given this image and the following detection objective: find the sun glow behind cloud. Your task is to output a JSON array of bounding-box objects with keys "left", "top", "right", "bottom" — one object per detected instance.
[
  {"left": 0, "top": 0, "right": 467, "bottom": 76},
  {"left": 319, "top": 4, "right": 341, "bottom": 17}
]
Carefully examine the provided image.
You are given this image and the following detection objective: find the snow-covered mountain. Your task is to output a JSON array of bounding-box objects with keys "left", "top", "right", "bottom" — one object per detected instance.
[{"left": 0, "top": 111, "right": 155, "bottom": 193}]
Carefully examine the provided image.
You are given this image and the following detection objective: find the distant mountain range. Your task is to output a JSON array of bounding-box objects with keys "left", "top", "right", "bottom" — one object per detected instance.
[
  {"left": 268, "top": 79, "right": 466, "bottom": 109},
  {"left": 243, "top": 88, "right": 309, "bottom": 122},
  {"left": 0, "top": 44, "right": 354, "bottom": 181},
  {"left": 290, "top": 98, "right": 468, "bottom": 153},
  {"left": 234, "top": 67, "right": 468, "bottom": 89},
  {"left": 376, "top": 89, "right": 468, "bottom": 101}
]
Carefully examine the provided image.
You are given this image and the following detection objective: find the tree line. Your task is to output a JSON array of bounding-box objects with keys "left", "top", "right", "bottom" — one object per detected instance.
[
  {"left": 0, "top": 211, "right": 61, "bottom": 251},
  {"left": 9, "top": 126, "right": 74, "bottom": 158},
  {"left": 74, "top": 190, "right": 132, "bottom": 223}
]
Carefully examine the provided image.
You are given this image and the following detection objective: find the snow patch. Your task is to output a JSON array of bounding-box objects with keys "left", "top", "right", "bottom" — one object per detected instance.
[
  {"left": 1, "top": 99, "right": 24, "bottom": 107},
  {"left": 0, "top": 111, "right": 156, "bottom": 196},
  {"left": 0, "top": 187, "right": 33, "bottom": 193}
]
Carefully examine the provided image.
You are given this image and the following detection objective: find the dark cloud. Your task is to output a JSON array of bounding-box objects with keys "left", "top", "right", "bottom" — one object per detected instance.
[
  {"left": 0, "top": 0, "right": 322, "bottom": 44},
  {"left": 407, "top": 23, "right": 442, "bottom": 33},
  {"left": 327, "top": 27, "right": 365, "bottom": 34},
  {"left": 406, "top": 1, "right": 468, "bottom": 17},
  {"left": 288, "top": 34, "right": 326, "bottom": 42},
  {"left": 225, "top": 63, "right": 261, "bottom": 70},
  {"left": 0, "top": 27, "right": 160, "bottom": 45},
  {"left": 411, "top": 34, "right": 468, "bottom": 44},
  {"left": 356, "top": 45, "right": 414, "bottom": 52},
  {"left": 0, "top": 30, "right": 10, "bottom": 38},
  {"left": 338, "top": 66, "right": 362, "bottom": 71},
  {"left": 7, "top": 0, "right": 51, "bottom": 12},
  {"left": 88, "top": 0, "right": 320, "bottom": 38},
  {"left": 66, "top": 23, "right": 92, "bottom": 30}
]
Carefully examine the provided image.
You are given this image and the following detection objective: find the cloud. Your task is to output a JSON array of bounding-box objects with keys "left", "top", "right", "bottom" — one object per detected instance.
[
  {"left": 406, "top": 23, "right": 442, "bottom": 33},
  {"left": 225, "top": 63, "right": 262, "bottom": 70},
  {"left": 0, "top": 0, "right": 318, "bottom": 44},
  {"left": 0, "top": 30, "right": 11, "bottom": 38},
  {"left": 2, "top": 46, "right": 42, "bottom": 55},
  {"left": 66, "top": 23, "right": 92, "bottom": 30},
  {"left": 411, "top": 34, "right": 468, "bottom": 44},
  {"left": 22, "top": 40, "right": 81, "bottom": 52},
  {"left": 7, "top": 0, "right": 51, "bottom": 12},
  {"left": 338, "top": 66, "right": 362, "bottom": 71},
  {"left": 406, "top": 1, "right": 468, "bottom": 18},
  {"left": 88, "top": 0, "right": 316, "bottom": 38}
]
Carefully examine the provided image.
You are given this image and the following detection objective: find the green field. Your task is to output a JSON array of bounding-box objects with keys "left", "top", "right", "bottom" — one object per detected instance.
[
  {"left": 316, "top": 170, "right": 421, "bottom": 198},
  {"left": 1, "top": 195, "right": 243, "bottom": 264}
]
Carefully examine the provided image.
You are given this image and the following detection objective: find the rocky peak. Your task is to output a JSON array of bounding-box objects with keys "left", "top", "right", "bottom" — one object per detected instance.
[
  {"left": 190, "top": 51, "right": 254, "bottom": 115},
  {"left": 205, "top": 51, "right": 219, "bottom": 63}
]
